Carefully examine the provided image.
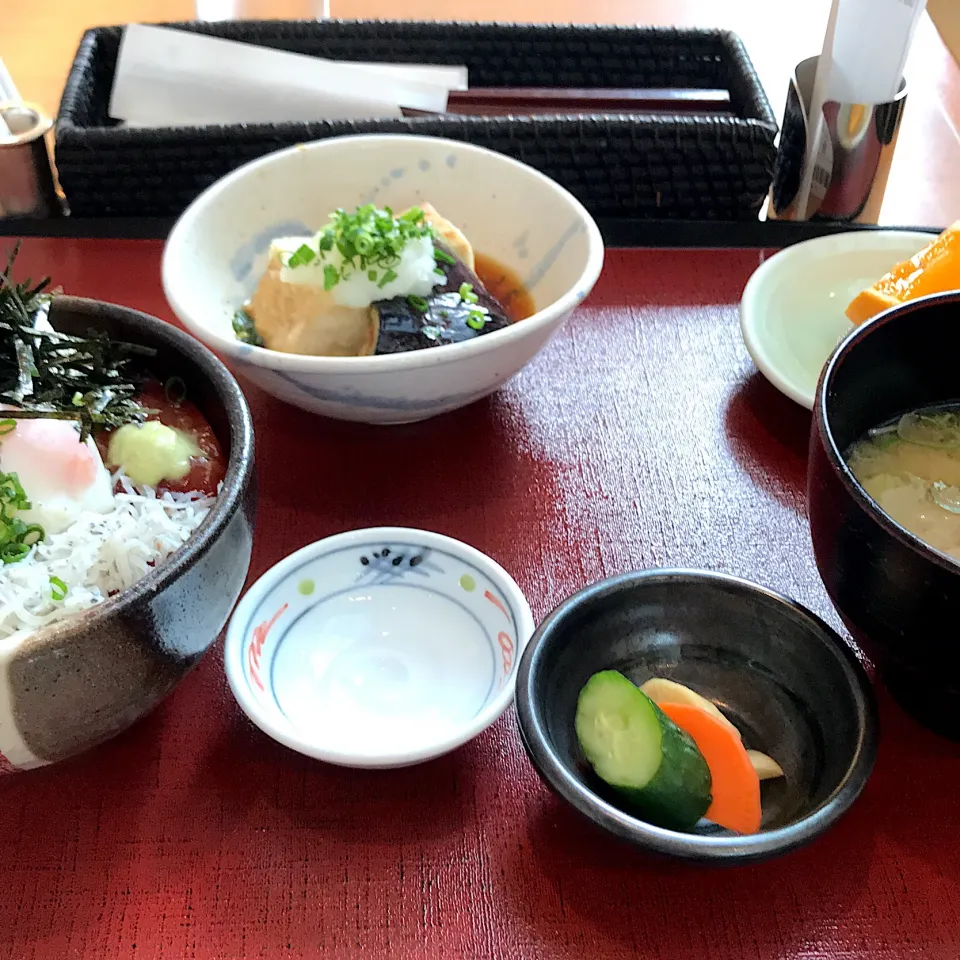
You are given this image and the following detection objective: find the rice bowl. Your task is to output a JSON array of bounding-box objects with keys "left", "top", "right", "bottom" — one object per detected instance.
[{"left": 0, "top": 294, "right": 255, "bottom": 773}]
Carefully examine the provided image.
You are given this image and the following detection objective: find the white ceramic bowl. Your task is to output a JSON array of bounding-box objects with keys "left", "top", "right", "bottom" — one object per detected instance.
[
  {"left": 162, "top": 135, "right": 605, "bottom": 424},
  {"left": 740, "top": 230, "right": 934, "bottom": 409},
  {"left": 224, "top": 527, "right": 535, "bottom": 768}
]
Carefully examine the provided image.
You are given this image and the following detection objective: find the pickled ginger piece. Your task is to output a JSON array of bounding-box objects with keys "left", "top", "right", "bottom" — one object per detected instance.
[
  {"left": 746, "top": 750, "right": 785, "bottom": 781},
  {"left": 639, "top": 677, "right": 740, "bottom": 735}
]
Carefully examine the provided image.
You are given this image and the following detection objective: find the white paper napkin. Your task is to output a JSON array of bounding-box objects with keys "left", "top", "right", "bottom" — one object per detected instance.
[
  {"left": 109, "top": 24, "right": 466, "bottom": 128},
  {"left": 0, "top": 55, "right": 21, "bottom": 138}
]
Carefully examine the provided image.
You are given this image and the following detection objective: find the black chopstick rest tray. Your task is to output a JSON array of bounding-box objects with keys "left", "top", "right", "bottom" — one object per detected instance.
[{"left": 55, "top": 19, "right": 778, "bottom": 222}]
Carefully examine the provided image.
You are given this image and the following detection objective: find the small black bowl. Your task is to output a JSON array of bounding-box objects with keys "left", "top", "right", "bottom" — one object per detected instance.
[
  {"left": 515, "top": 569, "right": 878, "bottom": 864},
  {"left": 809, "top": 291, "right": 960, "bottom": 739}
]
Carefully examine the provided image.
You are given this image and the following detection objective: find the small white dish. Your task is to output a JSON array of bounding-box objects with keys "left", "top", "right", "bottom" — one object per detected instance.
[
  {"left": 225, "top": 527, "right": 534, "bottom": 768},
  {"left": 740, "top": 230, "right": 934, "bottom": 409},
  {"left": 162, "top": 134, "right": 604, "bottom": 425}
]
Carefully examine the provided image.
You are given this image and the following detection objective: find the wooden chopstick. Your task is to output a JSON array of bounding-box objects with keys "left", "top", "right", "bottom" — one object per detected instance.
[{"left": 403, "top": 87, "right": 733, "bottom": 118}]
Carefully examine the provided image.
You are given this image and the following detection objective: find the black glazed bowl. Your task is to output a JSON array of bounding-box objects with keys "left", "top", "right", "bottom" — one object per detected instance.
[
  {"left": 0, "top": 297, "right": 255, "bottom": 774},
  {"left": 515, "top": 570, "right": 878, "bottom": 864},
  {"left": 809, "top": 291, "right": 960, "bottom": 739}
]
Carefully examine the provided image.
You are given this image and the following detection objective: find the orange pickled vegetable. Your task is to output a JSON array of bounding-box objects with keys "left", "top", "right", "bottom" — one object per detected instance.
[
  {"left": 846, "top": 221, "right": 960, "bottom": 325},
  {"left": 658, "top": 701, "right": 762, "bottom": 835}
]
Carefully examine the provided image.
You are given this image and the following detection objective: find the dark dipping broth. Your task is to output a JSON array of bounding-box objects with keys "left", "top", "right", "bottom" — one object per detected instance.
[
  {"left": 846, "top": 402, "right": 960, "bottom": 563},
  {"left": 474, "top": 253, "right": 536, "bottom": 323}
]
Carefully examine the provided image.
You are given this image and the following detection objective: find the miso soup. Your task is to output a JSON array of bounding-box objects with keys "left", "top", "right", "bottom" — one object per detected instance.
[{"left": 847, "top": 404, "right": 960, "bottom": 562}]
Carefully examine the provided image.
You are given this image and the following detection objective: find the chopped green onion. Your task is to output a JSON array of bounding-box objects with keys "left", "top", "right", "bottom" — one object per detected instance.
[
  {"left": 71, "top": 392, "right": 84, "bottom": 407},
  {"left": 1, "top": 542, "right": 29, "bottom": 563},
  {"left": 0, "top": 419, "right": 15, "bottom": 436},
  {"left": 466, "top": 304, "right": 489, "bottom": 330},
  {"left": 0, "top": 470, "right": 43, "bottom": 563},
  {"left": 0, "top": 472, "right": 29, "bottom": 512},
  {"left": 434, "top": 247, "right": 456, "bottom": 265},
  {"left": 286, "top": 243, "right": 316, "bottom": 268},
  {"left": 164, "top": 376, "right": 188, "bottom": 406},
  {"left": 49, "top": 575, "right": 68, "bottom": 601},
  {"left": 407, "top": 295, "right": 429, "bottom": 313},
  {"left": 22, "top": 524, "right": 44, "bottom": 546},
  {"left": 434, "top": 269, "right": 446, "bottom": 278},
  {"left": 299, "top": 206, "right": 434, "bottom": 294},
  {"left": 232, "top": 309, "right": 264, "bottom": 347},
  {"left": 378, "top": 269, "right": 398, "bottom": 289},
  {"left": 459, "top": 282, "right": 479, "bottom": 305}
]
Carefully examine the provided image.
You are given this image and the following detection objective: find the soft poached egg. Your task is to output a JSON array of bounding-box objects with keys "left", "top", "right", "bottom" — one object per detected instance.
[{"left": 0, "top": 418, "right": 115, "bottom": 535}]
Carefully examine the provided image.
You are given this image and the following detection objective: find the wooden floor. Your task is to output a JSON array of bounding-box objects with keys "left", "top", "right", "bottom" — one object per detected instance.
[
  {"left": 5, "top": 0, "right": 958, "bottom": 122},
  {"left": 1, "top": 0, "right": 958, "bottom": 228},
  {"left": 930, "top": 0, "right": 960, "bottom": 64}
]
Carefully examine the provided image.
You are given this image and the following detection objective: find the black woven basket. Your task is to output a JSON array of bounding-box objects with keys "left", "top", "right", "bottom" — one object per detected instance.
[{"left": 56, "top": 19, "right": 778, "bottom": 221}]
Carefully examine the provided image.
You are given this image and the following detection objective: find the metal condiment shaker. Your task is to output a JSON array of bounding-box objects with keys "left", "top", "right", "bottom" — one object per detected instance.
[
  {"left": 769, "top": 55, "right": 908, "bottom": 224},
  {"left": 0, "top": 102, "right": 66, "bottom": 219}
]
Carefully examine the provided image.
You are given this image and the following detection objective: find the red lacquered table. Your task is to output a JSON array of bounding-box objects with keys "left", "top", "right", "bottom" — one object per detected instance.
[{"left": 1, "top": 238, "right": 959, "bottom": 960}]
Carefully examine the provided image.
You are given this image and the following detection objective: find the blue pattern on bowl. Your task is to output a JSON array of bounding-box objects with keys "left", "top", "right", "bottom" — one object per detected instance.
[
  {"left": 229, "top": 220, "right": 312, "bottom": 283},
  {"left": 236, "top": 540, "right": 523, "bottom": 710},
  {"left": 266, "top": 368, "right": 496, "bottom": 413}
]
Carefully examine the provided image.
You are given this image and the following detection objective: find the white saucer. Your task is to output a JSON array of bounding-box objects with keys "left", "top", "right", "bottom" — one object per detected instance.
[
  {"left": 740, "top": 230, "right": 934, "bottom": 409},
  {"left": 225, "top": 527, "right": 534, "bottom": 769}
]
